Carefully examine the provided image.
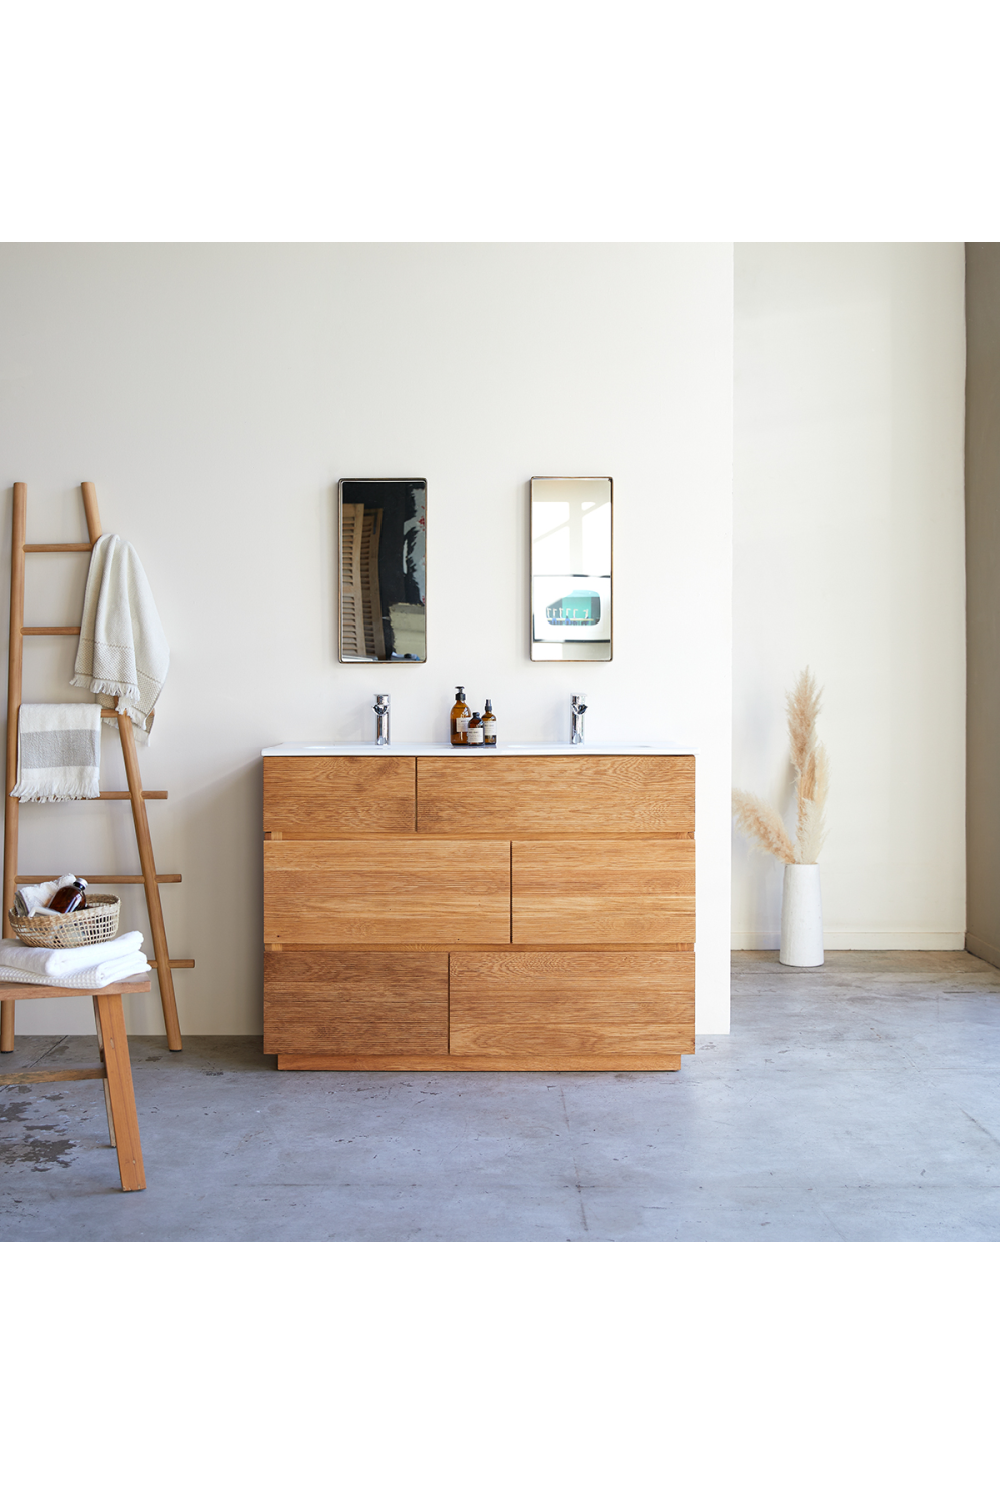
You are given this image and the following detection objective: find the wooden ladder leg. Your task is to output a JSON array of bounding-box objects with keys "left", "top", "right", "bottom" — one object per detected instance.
[
  {"left": 1, "top": 482, "right": 27, "bottom": 1054},
  {"left": 117, "top": 712, "right": 182, "bottom": 1051},
  {"left": 92, "top": 996, "right": 117, "bottom": 1147},
  {"left": 94, "top": 992, "right": 145, "bottom": 1191}
]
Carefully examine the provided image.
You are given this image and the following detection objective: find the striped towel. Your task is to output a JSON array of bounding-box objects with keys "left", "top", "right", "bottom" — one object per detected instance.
[{"left": 10, "top": 704, "right": 101, "bottom": 802}]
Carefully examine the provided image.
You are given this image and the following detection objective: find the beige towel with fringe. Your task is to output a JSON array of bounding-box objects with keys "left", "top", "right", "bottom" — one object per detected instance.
[{"left": 71, "top": 533, "right": 169, "bottom": 744}]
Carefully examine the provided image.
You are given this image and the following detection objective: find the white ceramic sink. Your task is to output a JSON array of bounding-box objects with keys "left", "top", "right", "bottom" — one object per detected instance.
[{"left": 262, "top": 741, "right": 695, "bottom": 757}]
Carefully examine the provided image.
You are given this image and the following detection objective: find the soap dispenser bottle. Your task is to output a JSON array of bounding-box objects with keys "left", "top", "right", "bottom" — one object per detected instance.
[{"left": 450, "top": 687, "right": 472, "bottom": 745}]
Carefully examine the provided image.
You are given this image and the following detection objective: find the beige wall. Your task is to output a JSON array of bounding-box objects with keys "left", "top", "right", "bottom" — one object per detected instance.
[
  {"left": 732, "top": 245, "right": 967, "bottom": 949},
  {"left": 0, "top": 244, "right": 735, "bottom": 1036},
  {"left": 965, "top": 244, "right": 1000, "bottom": 967}
]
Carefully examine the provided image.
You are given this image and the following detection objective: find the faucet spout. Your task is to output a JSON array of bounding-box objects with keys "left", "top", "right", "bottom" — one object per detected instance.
[
  {"left": 373, "top": 694, "right": 391, "bottom": 746},
  {"left": 570, "top": 693, "right": 587, "bottom": 745}
]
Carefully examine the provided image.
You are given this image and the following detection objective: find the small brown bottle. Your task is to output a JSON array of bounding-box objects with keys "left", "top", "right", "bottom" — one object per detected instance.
[
  {"left": 466, "top": 708, "right": 484, "bottom": 747},
  {"left": 48, "top": 880, "right": 87, "bottom": 915},
  {"left": 450, "top": 687, "right": 472, "bottom": 745},
  {"left": 482, "top": 699, "right": 497, "bottom": 747}
]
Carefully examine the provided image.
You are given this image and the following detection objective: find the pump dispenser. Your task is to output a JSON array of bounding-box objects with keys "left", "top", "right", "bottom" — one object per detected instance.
[{"left": 450, "top": 687, "right": 472, "bottom": 745}]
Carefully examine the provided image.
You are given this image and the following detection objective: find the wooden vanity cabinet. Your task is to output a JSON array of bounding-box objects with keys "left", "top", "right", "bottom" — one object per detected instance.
[{"left": 263, "top": 753, "right": 695, "bottom": 1072}]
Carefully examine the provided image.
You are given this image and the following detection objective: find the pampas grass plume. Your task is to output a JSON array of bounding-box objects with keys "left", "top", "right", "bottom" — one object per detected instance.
[
  {"left": 732, "top": 790, "right": 796, "bottom": 864},
  {"left": 733, "top": 667, "right": 830, "bottom": 865}
]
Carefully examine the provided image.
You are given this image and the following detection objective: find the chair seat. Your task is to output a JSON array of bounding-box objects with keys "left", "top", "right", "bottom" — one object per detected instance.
[{"left": 0, "top": 977, "right": 152, "bottom": 1000}]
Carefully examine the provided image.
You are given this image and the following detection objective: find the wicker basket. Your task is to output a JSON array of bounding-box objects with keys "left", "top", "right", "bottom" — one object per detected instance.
[{"left": 8, "top": 893, "right": 121, "bottom": 949}]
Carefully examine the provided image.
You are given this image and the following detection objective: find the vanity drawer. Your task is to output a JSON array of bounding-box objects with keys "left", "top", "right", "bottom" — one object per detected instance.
[
  {"left": 511, "top": 839, "right": 695, "bottom": 945},
  {"left": 264, "top": 951, "right": 448, "bottom": 1054},
  {"left": 416, "top": 755, "right": 694, "bottom": 836},
  {"left": 449, "top": 951, "right": 694, "bottom": 1056},
  {"left": 264, "top": 839, "right": 511, "bottom": 945},
  {"left": 264, "top": 756, "right": 416, "bottom": 835}
]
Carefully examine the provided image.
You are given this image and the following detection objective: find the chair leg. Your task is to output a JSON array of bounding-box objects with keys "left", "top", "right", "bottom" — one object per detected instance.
[
  {"left": 0, "top": 999, "right": 14, "bottom": 1053},
  {"left": 93, "top": 992, "right": 145, "bottom": 1191},
  {"left": 92, "top": 998, "right": 117, "bottom": 1148}
]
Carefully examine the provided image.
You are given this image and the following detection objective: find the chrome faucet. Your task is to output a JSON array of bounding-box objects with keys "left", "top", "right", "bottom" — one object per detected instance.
[
  {"left": 373, "top": 694, "right": 391, "bottom": 745},
  {"left": 571, "top": 693, "right": 587, "bottom": 745}
]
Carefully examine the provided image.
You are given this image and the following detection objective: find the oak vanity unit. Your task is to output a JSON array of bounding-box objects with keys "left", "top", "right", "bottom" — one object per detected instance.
[{"left": 262, "top": 745, "right": 695, "bottom": 1072}]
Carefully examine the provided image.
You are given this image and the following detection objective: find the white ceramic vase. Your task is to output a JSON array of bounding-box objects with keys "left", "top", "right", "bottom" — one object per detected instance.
[{"left": 779, "top": 862, "right": 824, "bottom": 967}]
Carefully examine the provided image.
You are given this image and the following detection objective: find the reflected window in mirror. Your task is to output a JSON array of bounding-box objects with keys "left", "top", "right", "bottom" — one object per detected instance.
[
  {"left": 339, "top": 478, "right": 427, "bottom": 663},
  {"left": 530, "top": 476, "right": 612, "bottom": 662}
]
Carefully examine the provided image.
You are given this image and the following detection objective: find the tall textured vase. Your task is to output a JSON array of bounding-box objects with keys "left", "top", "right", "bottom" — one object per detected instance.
[{"left": 779, "top": 863, "right": 824, "bottom": 967}]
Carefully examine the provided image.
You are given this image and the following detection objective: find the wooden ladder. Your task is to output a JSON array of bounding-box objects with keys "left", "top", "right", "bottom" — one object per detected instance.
[{"left": 1, "top": 482, "right": 191, "bottom": 1053}]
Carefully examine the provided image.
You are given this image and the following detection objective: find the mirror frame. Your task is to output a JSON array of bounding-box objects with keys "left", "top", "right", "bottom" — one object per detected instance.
[
  {"left": 338, "top": 477, "right": 427, "bottom": 664},
  {"left": 529, "top": 475, "right": 613, "bottom": 663}
]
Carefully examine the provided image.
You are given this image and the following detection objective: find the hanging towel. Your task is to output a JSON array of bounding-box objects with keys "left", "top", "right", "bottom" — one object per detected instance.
[
  {"left": 9, "top": 705, "right": 101, "bottom": 802},
  {"left": 0, "top": 952, "right": 150, "bottom": 989},
  {"left": 0, "top": 930, "right": 144, "bottom": 979},
  {"left": 71, "top": 533, "right": 169, "bottom": 744}
]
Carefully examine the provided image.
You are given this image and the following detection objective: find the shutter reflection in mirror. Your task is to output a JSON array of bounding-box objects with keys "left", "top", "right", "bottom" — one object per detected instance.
[
  {"left": 340, "top": 502, "right": 367, "bottom": 659},
  {"left": 360, "top": 507, "right": 385, "bottom": 660}
]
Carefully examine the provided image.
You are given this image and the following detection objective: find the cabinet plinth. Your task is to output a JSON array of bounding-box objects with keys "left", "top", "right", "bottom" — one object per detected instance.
[{"left": 262, "top": 753, "right": 695, "bottom": 1072}]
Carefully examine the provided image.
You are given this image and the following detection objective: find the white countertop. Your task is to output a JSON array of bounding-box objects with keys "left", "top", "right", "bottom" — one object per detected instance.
[{"left": 261, "top": 741, "right": 695, "bottom": 757}]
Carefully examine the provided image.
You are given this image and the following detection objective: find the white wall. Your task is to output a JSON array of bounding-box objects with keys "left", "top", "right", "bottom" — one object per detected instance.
[
  {"left": 0, "top": 244, "right": 734, "bottom": 1036},
  {"left": 732, "top": 244, "right": 966, "bottom": 949}
]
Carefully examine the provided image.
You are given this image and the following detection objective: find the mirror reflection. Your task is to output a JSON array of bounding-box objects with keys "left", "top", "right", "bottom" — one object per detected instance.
[
  {"left": 530, "top": 476, "right": 612, "bottom": 661},
  {"left": 339, "top": 478, "right": 427, "bottom": 662}
]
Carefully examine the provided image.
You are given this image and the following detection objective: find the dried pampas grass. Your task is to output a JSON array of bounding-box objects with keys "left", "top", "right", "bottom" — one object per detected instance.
[
  {"left": 733, "top": 668, "right": 829, "bottom": 865},
  {"left": 732, "top": 790, "right": 796, "bottom": 864}
]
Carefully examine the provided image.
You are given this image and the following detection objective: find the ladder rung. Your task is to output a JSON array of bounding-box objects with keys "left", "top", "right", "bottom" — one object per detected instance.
[
  {"left": 0, "top": 1066, "right": 107, "bottom": 1085},
  {"left": 16, "top": 874, "right": 182, "bottom": 884},
  {"left": 21, "top": 626, "right": 81, "bottom": 635},
  {"left": 23, "top": 543, "right": 94, "bottom": 553},
  {"left": 99, "top": 709, "right": 155, "bottom": 724},
  {"left": 150, "top": 958, "right": 195, "bottom": 969},
  {"left": 96, "top": 791, "right": 168, "bottom": 800}
]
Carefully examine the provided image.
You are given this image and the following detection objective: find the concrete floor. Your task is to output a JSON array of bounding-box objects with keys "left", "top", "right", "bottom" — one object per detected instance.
[{"left": 2, "top": 951, "right": 999, "bottom": 1241}]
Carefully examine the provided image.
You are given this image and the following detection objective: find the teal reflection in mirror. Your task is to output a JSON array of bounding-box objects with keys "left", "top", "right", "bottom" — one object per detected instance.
[
  {"left": 339, "top": 478, "right": 427, "bottom": 663},
  {"left": 530, "top": 476, "right": 612, "bottom": 662}
]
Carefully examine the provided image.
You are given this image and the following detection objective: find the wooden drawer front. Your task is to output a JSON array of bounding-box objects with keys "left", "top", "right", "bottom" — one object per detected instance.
[
  {"left": 264, "top": 756, "right": 416, "bottom": 835},
  {"left": 450, "top": 952, "right": 694, "bottom": 1056},
  {"left": 417, "top": 756, "right": 694, "bottom": 836},
  {"left": 264, "top": 951, "right": 448, "bottom": 1054},
  {"left": 511, "top": 839, "right": 695, "bottom": 945},
  {"left": 264, "top": 839, "right": 511, "bottom": 945}
]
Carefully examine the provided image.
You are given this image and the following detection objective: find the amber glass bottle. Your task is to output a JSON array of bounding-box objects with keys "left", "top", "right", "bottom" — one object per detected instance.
[
  {"left": 466, "top": 708, "right": 484, "bottom": 746},
  {"left": 482, "top": 700, "right": 497, "bottom": 746},
  {"left": 48, "top": 880, "right": 87, "bottom": 914},
  {"left": 450, "top": 687, "right": 472, "bottom": 745}
]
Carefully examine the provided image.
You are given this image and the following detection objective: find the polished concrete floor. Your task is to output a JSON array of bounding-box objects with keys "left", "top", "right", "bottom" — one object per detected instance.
[{"left": 2, "top": 951, "right": 999, "bottom": 1241}]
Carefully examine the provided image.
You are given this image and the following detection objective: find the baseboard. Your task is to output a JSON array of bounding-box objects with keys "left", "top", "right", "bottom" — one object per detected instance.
[
  {"left": 964, "top": 933, "right": 1000, "bottom": 970},
  {"left": 732, "top": 931, "right": 966, "bottom": 951}
]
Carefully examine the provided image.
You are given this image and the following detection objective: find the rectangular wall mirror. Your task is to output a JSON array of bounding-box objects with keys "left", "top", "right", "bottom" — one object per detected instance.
[
  {"left": 530, "top": 476, "right": 612, "bottom": 661},
  {"left": 339, "top": 478, "right": 427, "bottom": 662}
]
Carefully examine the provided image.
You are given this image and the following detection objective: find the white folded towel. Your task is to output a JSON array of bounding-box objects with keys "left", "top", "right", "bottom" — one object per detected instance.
[
  {"left": 0, "top": 953, "right": 150, "bottom": 989},
  {"left": 0, "top": 930, "right": 145, "bottom": 978},
  {"left": 9, "top": 705, "right": 101, "bottom": 802},
  {"left": 71, "top": 533, "right": 169, "bottom": 744}
]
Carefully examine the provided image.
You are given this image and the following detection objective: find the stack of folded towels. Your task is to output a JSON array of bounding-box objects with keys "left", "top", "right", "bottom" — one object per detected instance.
[{"left": 0, "top": 930, "right": 151, "bottom": 989}]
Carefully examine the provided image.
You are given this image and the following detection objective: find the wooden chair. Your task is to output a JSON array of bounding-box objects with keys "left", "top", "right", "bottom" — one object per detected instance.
[{"left": 0, "top": 976, "right": 151, "bottom": 1191}]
